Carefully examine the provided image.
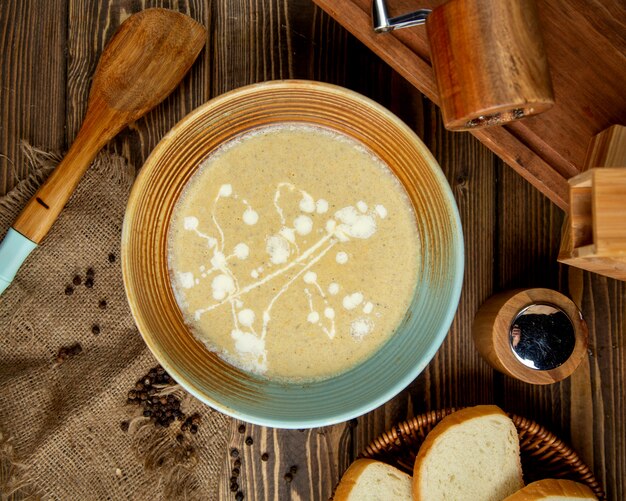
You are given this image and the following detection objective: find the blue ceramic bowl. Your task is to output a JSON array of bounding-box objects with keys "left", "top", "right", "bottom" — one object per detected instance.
[{"left": 122, "top": 81, "right": 464, "bottom": 428}]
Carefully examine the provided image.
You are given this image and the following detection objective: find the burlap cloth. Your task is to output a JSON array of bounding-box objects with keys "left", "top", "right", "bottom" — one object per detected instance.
[{"left": 0, "top": 145, "right": 230, "bottom": 500}]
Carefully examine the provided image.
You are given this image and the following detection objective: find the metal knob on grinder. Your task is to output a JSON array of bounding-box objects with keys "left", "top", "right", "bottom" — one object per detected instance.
[
  {"left": 472, "top": 288, "right": 588, "bottom": 384},
  {"left": 372, "top": 0, "right": 554, "bottom": 131}
]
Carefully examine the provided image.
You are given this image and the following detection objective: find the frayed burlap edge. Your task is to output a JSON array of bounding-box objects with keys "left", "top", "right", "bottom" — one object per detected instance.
[
  {"left": 0, "top": 142, "right": 135, "bottom": 220},
  {"left": 0, "top": 143, "right": 229, "bottom": 500},
  {"left": 0, "top": 431, "right": 40, "bottom": 501}
]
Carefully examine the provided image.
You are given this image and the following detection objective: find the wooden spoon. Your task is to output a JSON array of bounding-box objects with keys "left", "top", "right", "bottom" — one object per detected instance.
[{"left": 0, "top": 8, "right": 206, "bottom": 294}]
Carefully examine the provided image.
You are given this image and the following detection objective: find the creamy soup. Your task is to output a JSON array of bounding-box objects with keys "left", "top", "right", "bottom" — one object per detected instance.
[{"left": 167, "top": 124, "right": 419, "bottom": 381}]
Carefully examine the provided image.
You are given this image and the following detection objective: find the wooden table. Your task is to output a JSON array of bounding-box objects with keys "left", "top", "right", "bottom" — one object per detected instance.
[{"left": 1, "top": 1, "right": 624, "bottom": 499}]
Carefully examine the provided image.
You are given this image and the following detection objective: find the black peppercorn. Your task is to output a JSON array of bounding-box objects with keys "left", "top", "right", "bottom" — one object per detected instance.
[
  {"left": 86, "top": 268, "right": 94, "bottom": 277},
  {"left": 232, "top": 468, "right": 240, "bottom": 477},
  {"left": 230, "top": 448, "right": 239, "bottom": 458},
  {"left": 108, "top": 253, "right": 116, "bottom": 263},
  {"left": 284, "top": 472, "right": 293, "bottom": 482},
  {"left": 230, "top": 483, "right": 238, "bottom": 492},
  {"left": 120, "top": 421, "right": 129, "bottom": 432},
  {"left": 190, "top": 424, "right": 198, "bottom": 434},
  {"left": 91, "top": 324, "right": 100, "bottom": 335},
  {"left": 143, "top": 410, "right": 152, "bottom": 417},
  {"left": 290, "top": 465, "right": 298, "bottom": 475},
  {"left": 85, "top": 277, "right": 94, "bottom": 288},
  {"left": 176, "top": 434, "right": 184, "bottom": 444},
  {"left": 245, "top": 437, "right": 253, "bottom": 446},
  {"left": 233, "top": 459, "right": 241, "bottom": 468},
  {"left": 261, "top": 453, "right": 269, "bottom": 461},
  {"left": 235, "top": 492, "right": 244, "bottom": 501},
  {"left": 238, "top": 424, "right": 246, "bottom": 434},
  {"left": 73, "top": 275, "right": 82, "bottom": 286},
  {"left": 64, "top": 285, "right": 74, "bottom": 296},
  {"left": 98, "top": 299, "right": 107, "bottom": 309}
]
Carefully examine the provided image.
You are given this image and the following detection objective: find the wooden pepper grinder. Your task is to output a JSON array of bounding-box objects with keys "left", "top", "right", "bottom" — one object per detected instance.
[
  {"left": 472, "top": 288, "right": 588, "bottom": 384},
  {"left": 373, "top": 0, "right": 554, "bottom": 130}
]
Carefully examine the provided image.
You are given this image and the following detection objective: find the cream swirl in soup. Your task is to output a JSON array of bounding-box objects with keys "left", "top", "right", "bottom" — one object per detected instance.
[{"left": 167, "top": 124, "right": 419, "bottom": 381}]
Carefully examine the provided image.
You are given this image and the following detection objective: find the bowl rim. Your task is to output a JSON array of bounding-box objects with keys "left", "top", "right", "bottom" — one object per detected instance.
[{"left": 122, "top": 79, "right": 465, "bottom": 428}]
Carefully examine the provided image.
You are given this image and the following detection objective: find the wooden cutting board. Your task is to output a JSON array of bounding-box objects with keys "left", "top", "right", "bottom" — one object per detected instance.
[{"left": 312, "top": 0, "right": 626, "bottom": 211}]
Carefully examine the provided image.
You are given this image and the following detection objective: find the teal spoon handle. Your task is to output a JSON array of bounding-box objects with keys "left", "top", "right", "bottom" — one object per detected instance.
[{"left": 0, "top": 228, "right": 37, "bottom": 295}]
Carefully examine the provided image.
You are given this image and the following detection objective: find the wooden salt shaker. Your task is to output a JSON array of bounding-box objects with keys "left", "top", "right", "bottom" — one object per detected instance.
[{"left": 472, "top": 288, "right": 588, "bottom": 384}]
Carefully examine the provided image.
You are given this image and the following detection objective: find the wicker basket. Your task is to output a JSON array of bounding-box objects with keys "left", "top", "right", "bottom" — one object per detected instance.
[{"left": 360, "top": 408, "right": 605, "bottom": 500}]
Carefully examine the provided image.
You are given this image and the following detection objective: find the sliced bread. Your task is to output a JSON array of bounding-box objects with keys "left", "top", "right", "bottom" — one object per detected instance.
[
  {"left": 412, "top": 405, "right": 523, "bottom": 501},
  {"left": 503, "top": 479, "right": 598, "bottom": 500},
  {"left": 333, "top": 458, "right": 412, "bottom": 500}
]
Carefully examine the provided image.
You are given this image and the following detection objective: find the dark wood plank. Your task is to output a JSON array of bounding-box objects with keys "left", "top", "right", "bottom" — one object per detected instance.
[
  {"left": 582, "top": 273, "right": 625, "bottom": 500},
  {"left": 495, "top": 161, "right": 567, "bottom": 428},
  {"left": 496, "top": 163, "right": 626, "bottom": 500},
  {"left": 0, "top": 0, "right": 67, "bottom": 195},
  {"left": 219, "top": 422, "right": 351, "bottom": 500},
  {"left": 3, "top": 0, "right": 623, "bottom": 499},
  {"left": 66, "top": 0, "right": 211, "bottom": 171}
]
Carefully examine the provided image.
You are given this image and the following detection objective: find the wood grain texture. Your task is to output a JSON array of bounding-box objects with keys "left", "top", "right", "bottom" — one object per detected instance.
[
  {"left": 66, "top": 0, "right": 212, "bottom": 171},
  {"left": 426, "top": 0, "right": 554, "bottom": 130},
  {"left": 220, "top": 422, "right": 351, "bottom": 500},
  {"left": 13, "top": 8, "right": 206, "bottom": 244},
  {"left": 559, "top": 126, "right": 626, "bottom": 280},
  {"left": 578, "top": 273, "right": 626, "bottom": 500},
  {"left": 312, "top": 0, "right": 626, "bottom": 211},
  {"left": 1, "top": 1, "right": 625, "bottom": 500},
  {"left": 0, "top": 0, "right": 67, "bottom": 193}
]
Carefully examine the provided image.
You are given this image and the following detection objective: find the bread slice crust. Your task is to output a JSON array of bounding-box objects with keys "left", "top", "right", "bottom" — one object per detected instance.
[
  {"left": 412, "top": 405, "right": 523, "bottom": 501},
  {"left": 334, "top": 458, "right": 412, "bottom": 500},
  {"left": 503, "top": 478, "right": 597, "bottom": 500}
]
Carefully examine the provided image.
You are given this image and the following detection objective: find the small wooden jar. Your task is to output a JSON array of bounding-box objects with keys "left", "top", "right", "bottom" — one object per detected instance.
[
  {"left": 472, "top": 288, "right": 588, "bottom": 384},
  {"left": 426, "top": 0, "right": 554, "bottom": 130}
]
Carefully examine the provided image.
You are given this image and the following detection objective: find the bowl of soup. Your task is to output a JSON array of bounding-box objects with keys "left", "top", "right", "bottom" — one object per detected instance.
[{"left": 121, "top": 80, "right": 463, "bottom": 428}]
